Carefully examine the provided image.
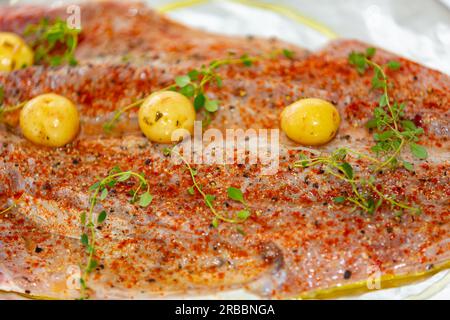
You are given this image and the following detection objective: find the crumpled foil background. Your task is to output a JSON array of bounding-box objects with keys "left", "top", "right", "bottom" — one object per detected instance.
[{"left": 1, "top": 0, "right": 449, "bottom": 300}]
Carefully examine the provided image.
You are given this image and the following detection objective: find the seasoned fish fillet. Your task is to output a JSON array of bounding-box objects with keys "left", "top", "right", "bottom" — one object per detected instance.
[{"left": 0, "top": 1, "right": 449, "bottom": 299}]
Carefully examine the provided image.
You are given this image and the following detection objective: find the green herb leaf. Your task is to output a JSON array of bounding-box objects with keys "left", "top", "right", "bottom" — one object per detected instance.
[
  {"left": 179, "top": 84, "right": 195, "bottom": 98},
  {"left": 366, "top": 47, "right": 376, "bottom": 58},
  {"left": 211, "top": 218, "right": 219, "bottom": 228},
  {"left": 240, "top": 54, "right": 253, "bottom": 67},
  {"left": 366, "top": 119, "right": 378, "bottom": 129},
  {"left": 402, "top": 161, "right": 414, "bottom": 172},
  {"left": 188, "top": 70, "right": 199, "bottom": 81},
  {"left": 237, "top": 210, "right": 251, "bottom": 220},
  {"left": 99, "top": 188, "right": 108, "bottom": 201},
  {"left": 204, "top": 99, "right": 219, "bottom": 113},
  {"left": 205, "top": 194, "right": 215, "bottom": 207},
  {"left": 410, "top": 143, "right": 428, "bottom": 160},
  {"left": 187, "top": 186, "right": 195, "bottom": 195},
  {"left": 215, "top": 75, "right": 223, "bottom": 88},
  {"left": 387, "top": 61, "right": 401, "bottom": 70},
  {"left": 87, "top": 259, "right": 98, "bottom": 272},
  {"left": 80, "top": 212, "right": 86, "bottom": 225},
  {"left": 97, "top": 211, "right": 106, "bottom": 224},
  {"left": 339, "top": 162, "right": 354, "bottom": 180},
  {"left": 401, "top": 120, "right": 417, "bottom": 131},
  {"left": 282, "top": 49, "right": 294, "bottom": 59},
  {"left": 139, "top": 192, "right": 153, "bottom": 207},
  {"left": 194, "top": 93, "right": 206, "bottom": 111},
  {"left": 175, "top": 75, "right": 191, "bottom": 88},
  {"left": 374, "top": 130, "right": 395, "bottom": 141},
  {"left": 227, "top": 187, "right": 244, "bottom": 202},
  {"left": 379, "top": 94, "right": 388, "bottom": 107},
  {"left": 89, "top": 182, "right": 101, "bottom": 192},
  {"left": 348, "top": 52, "right": 368, "bottom": 74},
  {"left": 81, "top": 233, "right": 89, "bottom": 247},
  {"left": 117, "top": 172, "right": 131, "bottom": 182},
  {"left": 333, "top": 196, "right": 346, "bottom": 203}
]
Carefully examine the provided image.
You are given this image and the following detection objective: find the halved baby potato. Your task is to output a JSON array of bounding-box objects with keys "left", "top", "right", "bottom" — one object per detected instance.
[
  {"left": 20, "top": 93, "right": 80, "bottom": 147},
  {"left": 281, "top": 98, "right": 341, "bottom": 146},
  {"left": 0, "top": 32, "right": 34, "bottom": 72},
  {"left": 138, "top": 91, "right": 196, "bottom": 144}
]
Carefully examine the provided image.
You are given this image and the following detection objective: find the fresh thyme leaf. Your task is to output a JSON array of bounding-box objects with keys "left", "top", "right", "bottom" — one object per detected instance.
[
  {"left": 175, "top": 75, "right": 191, "bottom": 88},
  {"left": 366, "top": 119, "right": 378, "bottom": 129},
  {"left": 99, "top": 188, "right": 108, "bottom": 201},
  {"left": 402, "top": 161, "right": 414, "bottom": 172},
  {"left": 117, "top": 172, "right": 131, "bottom": 182},
  {"left": 215, "top": 75, "right": 223, "bottom": 88},
  {"left": 204, "top": 99, "right": 219, "bottom": 113},
  {"left": 205, "top": 194, "right": 216, "bottom": 206},
  {"left": 211, "top": 218, "right": 219, "bottom": 228},
  {"left": 282, "top": 49, "right": 295, "bottom": 59},
  {"left": 333, "top": 196, "right": 346, "bottom": 203},
  {"left": 194, "top": 93, "right": 206, "bottom": 111},
  {"left": 188, "top": 70, "right": 200, "bottom": 81},
  {"left": 339, "top": 162, "right": 353, "bottom": 180},
  {"left": 401, "top": 120, "right": 417, "bottom": 131},
  {"left": 387, "top": 60, "right": 401, "bottom": 70},
  {"left": 89, "top": 182, "right": 101, "bottom": 192},
  {"left": 366, "top": 47, "right": 376, "bottom": 58},
  {"left": 240, "top": 54, "right": 253, "bottom": 67},
  {"left": 379, "top": 94, "right": 388, "bottom": 107},
  {"left": 227, "top": 187, "right": 244, "bottom": 202},
  {"left": 138, "top": 191, "right": 153, "bottom": 207},
  {"left": 187, "top": 186, "right": 195, "bottom": 195},
  {"left": 81, "top": 234, "right": 89, "bottom": 247},
  {"left": 80, "top": 211, "right": 86, "bottom": 225},
  {"left": 179, "top": 84, "right": 195, "bottom": 98},
  {"left": 97, "top": 211, "right": 107, "bottom": 224},
  {"left": 237, "top": 210, "right": 251, "bottom": 220},
  {"left": 87, "top": 260, "right": 98, "bottom": 273},
  {"left": 348, "top": 51, "right": 368, "bottom": 74},
  {"left": 374, "top": 130, "right": 395, "bottom": 141},
  {"left": 410, "top": 143, "right": 428, "bottom": 159}
]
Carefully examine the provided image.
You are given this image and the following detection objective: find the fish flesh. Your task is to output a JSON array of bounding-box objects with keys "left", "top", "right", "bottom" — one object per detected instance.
[{"left": 0, "top": 1, "right": 449, "bottom": 299}]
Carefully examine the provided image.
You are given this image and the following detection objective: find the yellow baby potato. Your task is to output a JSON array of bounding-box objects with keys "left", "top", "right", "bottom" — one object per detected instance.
[
  {"left": 138, "top": 91, "right": 196, "bottom": 144},
  {"left": 20, "top": 93, "right": 80, "bottom": 147},
  {"left": 281, "top": 98, "right": 341, "bottom": 146},
  {"left": 0, "top": 32, "right": 34, "bottom": 72}
]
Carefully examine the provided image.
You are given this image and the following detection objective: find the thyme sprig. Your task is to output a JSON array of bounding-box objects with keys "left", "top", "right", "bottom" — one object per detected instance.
[
  {"left": 295, "top": 149, "right": 421, "bottom": 215},
  {"left": 103, "top": 54, "right": 257, "bottom": 132},
  {"left": 164, "top": 147, "right": 251, "bottom": 227},
  {"left": 104, "top": 49, "right": 294, "bottom": 132},
  {"left": 24, "top": 18, "right": 80, "bottom": 67},
  {"left": 349, "top": 48, "right": 427, "bottom": 171},
  {"left": 80, "top": 167, "right": 152, "bottom": 299}
]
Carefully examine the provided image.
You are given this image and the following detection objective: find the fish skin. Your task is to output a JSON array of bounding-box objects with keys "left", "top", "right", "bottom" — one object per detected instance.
[{"left": 0, "top": 2, "right": 449, "bottom": 299}]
